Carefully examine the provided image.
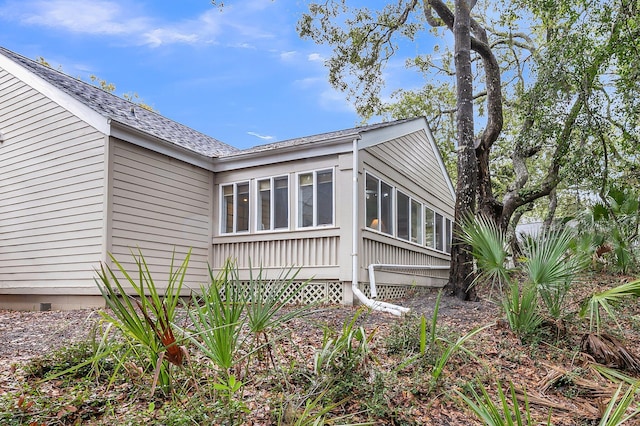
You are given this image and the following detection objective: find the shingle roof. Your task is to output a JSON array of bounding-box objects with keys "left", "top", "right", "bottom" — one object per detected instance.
[
  {"left": 0, "top": 47, "right": 238, "bottom": 158},
  {"left": 223, "top": 117, "right": 419, "bottom": 157}
]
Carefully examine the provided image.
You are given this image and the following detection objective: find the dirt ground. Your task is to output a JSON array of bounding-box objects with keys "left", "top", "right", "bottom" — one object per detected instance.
[
  {"left": 1, "top": 282, "right": 638, "bottom": 425},
  {"left": 0, "top": 290, "right": 495, "bottom": 363}
]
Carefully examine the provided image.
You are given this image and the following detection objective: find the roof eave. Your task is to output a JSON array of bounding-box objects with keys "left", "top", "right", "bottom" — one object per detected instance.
[
  {"left": 213, "top": 133, "right": 361, "bottom": 172},
  {"left": 0, "top": 51, "right": 110, "bottom": 134},
  {"left": 109, "top": 120, "right": 216, "bottom": 171}
]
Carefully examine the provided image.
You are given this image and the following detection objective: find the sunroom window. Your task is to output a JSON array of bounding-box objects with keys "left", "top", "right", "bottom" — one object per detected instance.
[
  {"left": 397, "top": 191, "right": 423, "bottom": 244},
  {"left": 258, "top": 176, "right": 289, "bottom": 231},
  {"left": 365, "top": 173, "right": 393, "bottom": 235},
  {"left": 424, "top": 208, "right": 435, "bottom": 248},
  {"left": 435, "top": 212, "right": 444, "bottom": 251},
  {"left": 298, "top": 169, "right": 334, "bottom": 228},
  {"left": 397, "top": 191, "right": 410, "bottom": 240},
  {"left": 221, "top": 181, "right": 250, "bottom": 233},
  {"left": 411, "top": 199, "right": 423, "bottom": 244}
]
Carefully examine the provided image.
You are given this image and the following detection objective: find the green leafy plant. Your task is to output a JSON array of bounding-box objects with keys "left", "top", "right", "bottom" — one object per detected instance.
[
  {"left": 213, "top": 374, "right": 249, "bottom": 425},
  {"left": 187, "top": 259, "right": 246, "bottom": 376},
  {"left": 456, "top": 379, "right": 545, "bottom": 426},
  {"left": 245, "top": 263, "right": 314, "bottom": 366},
  {"left": 580, "top": 279, "right": 640, "bottom": 334},
  {"left": 502, "top": 281, "right": 543, "bottom": 339},
  {"left": 458, "top": 214, "right": 511, "bottom": 291},
  {"left": 314, "top": 308, "right": 375, "bottom": 375},
  {"left": 598, "top": 383, "right": 640, "bottom": 426},
  {"left": 95, "top": 248, "right": 190, "bottom": 394},
  {"left": 313, "top": 308, "right": 377, "bottom": 401},
  {"left": 460, "top": 215, "right": 584, "bottom": 337},
  {"left": 522, "top": 226, "right": 584, "bottom": 319}
]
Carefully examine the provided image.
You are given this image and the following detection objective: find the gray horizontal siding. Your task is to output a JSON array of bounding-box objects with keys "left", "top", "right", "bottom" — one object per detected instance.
[
  {"left": 110, "top": 141, "right": 212, "bottom": 289},
  {"left": 364, "top": 130, "right": 454, "bottom": 215},
  {"left": 0, "top": 68, "right": 106, "bottom": 293}
]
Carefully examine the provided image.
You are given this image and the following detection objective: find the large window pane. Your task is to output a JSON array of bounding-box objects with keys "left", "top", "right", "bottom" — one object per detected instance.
[
  {"left": 424, "top": 208, "right": 435, "bottom": 248},
  {"left": 380, "top": 181, "right": 392, "bottom": 235},
  {"left": 365, "top": 174, "right": 379, "bottom": 230},
  {"left": 397, "top": 191, "right": 410, "bottom": 240},
  {"left": 445, "top": 218, "right": 452, "bottom": 253},
  {"left": 317, "top": 170, "right": 333, "bottom": 225},
  {"left": 411, "top": 199, "right": 422, "bottom": 244},
  {"left": 298, "top": 173, "right": 314, "bottom": 227},
  {"left": 237, "top": 183, "right": 249, "bottom": 232},
  {"left": 274, "top": 176, "right": 288, "bottom": 229},
  {"left": 435, "top": 213, "right": 444, "bottom": 251},
  {"left": 221, "top": 182, "right": 249, "bottom": 233},
  {"left": 223, "top": 185, "right": 234, "bottom": 233},
  {"left": 258, "top": 179, "right": 270, "bottom": 231}
]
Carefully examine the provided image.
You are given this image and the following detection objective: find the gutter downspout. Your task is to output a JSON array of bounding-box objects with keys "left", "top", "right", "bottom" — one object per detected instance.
[{"left": 350, "top": 139, "right": 409, "bottom": 316}]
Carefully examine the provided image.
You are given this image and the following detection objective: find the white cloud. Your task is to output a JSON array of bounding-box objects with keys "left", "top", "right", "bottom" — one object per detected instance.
[
  {"left": 143, "top": 29, "right": 200, "bottom": 47},
  {"left": 279, "top": 51, "right": 297, "bottom": 61},
  {"left": 10, "top": 0, "right": 149, "bottom": 35},
  {"left": 307, "top": 53, "right": 324, "bottom": 62},
  {"left": 1, "top": 0, "right": 280, "bottom": 48},
  {"left": 247, "top": 131, "right": 275, "bottom": 141}
]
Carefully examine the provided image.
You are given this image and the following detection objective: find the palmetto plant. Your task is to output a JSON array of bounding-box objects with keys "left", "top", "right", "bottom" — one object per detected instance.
[
  {"left": 579, "top": 279, "right": 640, "bottom": 373},
  {"left": 580, "top": 279, "right": 640, "bottom": 334},
  {"left": 458, "top": 214, "right": 511, "bottom": 292},
  {"left": 95, "top": 248, "right": 190, "bottom": 394},
  {"left": 455, "top": 379, "right": 542, "bottom": 426},
  {"left": 245, "top": 263, "right": 314, "bottom": 367},
  {"left": 187, "top": 260, "right": 246, "bottom": 376},
  {"left": 521, "top": 226, "right": 585, "bottom": 319},
  {"left": 459, "top": 215, "right": 584, "bottom": 337},
  {"left": 598, "top": 382, "right": 640, "bottom": 426}
]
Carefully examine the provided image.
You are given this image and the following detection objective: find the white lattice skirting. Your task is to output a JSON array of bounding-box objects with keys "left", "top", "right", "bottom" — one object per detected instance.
[
  {"left": 224, "top": 281, "right": 344, "bottom": 305},
  {"left": 218, "top": 281, "right": 430, "bottom": 306}
]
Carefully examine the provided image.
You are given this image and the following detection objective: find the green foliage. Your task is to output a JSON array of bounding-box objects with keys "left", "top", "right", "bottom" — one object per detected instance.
[
  {"left": 521, "top": 226, "right": 584, "bottom": 319},
  {"left": 313, "top": 308, "right": 377, "bottom": 401},
  {"left": 245, "top": 264, "right": 314, "bottom": 364},
  {"left": 460, "top": 215, "right": 586, "bottom": 336},
  {"left": 598, "top": 383, "right": 640, "bottom": 426},
  {"left": 579, "top": 279, "right": 640, "bottom": 333},
  {"left": 456, "top": 379, "right": 543, "bottom": 426},
  {"left": 459, "top": 215, "right": 511, "bottom": 291},
  {"left": 213, "top": 374, "right": 249, "bottom": 425},
  {"left": 187, "top": 259, "right": 246, "bottom": 375},
  {"left": 95, "top": 248, "right": 190, "bottom": 393}
]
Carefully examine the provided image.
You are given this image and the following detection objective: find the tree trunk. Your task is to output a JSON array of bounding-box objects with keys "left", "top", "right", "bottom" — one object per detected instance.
[{"left": 445, "top": 0, "right": 477, "bottom": 300}]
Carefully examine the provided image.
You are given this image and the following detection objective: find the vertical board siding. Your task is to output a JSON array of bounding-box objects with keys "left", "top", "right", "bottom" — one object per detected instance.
[
  {"left": 212, "top": 236, "right": 339, "bottom": 269},
  {"left": 0, "top": 68, "right": 105, "bottom": 291},
  {"left": 110, "top": 141, "right": 212, "bottom": 289}
]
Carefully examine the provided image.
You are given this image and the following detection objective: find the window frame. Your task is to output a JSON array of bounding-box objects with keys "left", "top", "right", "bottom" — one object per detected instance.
[
  {"left": 364, "top": 172, "right": 394, "bottom": 235},
  {"left": 220, "top": 181, "right": 251, "bottom": 234},
  {"left": 364, "top": 172, "right": 453, "bottom": 253},
  {"left": 256, "top": 175, "right": 290, "bottom": 232},
  {"left": 295, "top": 168, "right": 335, "bottom": 229}
]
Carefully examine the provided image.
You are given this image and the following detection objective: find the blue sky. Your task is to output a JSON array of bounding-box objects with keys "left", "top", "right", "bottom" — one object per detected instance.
[{"left": 0, "top": 0, "right": 428, "bottom": 149}]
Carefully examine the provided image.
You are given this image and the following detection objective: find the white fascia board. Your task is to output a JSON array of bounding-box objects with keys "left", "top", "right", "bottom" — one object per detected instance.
[
  {"left": 357, "top": 117, "right": 427, "bottom": 149},
  {"left": 109, "top": 121, "right": 216, "bottom": 171},
  {"left": 0, "top": 54, "right": 110, "bottom": 135},
  {"left": 213, "top": 135, "right": 358, "bottom": 172},
  {"left": 359, "top": 117, "right": 456, "bottom": 200}
]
